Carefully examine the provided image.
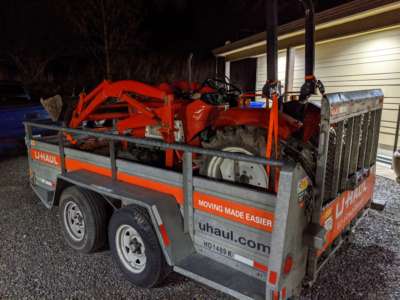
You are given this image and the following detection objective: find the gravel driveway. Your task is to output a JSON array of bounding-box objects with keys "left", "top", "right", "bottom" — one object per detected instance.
[{"left": 0, "top": 155, "right": 399, "bottom": 299}]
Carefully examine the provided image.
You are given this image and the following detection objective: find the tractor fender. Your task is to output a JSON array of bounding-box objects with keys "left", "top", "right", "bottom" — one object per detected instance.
[
  {"left": 213, "top": 108, "right": 302, "bottom": 140},
  {"left": 186, "top": 100, "right": 303, "bottom": 142},
  {"left": 185, "top": 101, "right": 302, "bottom": 143}
]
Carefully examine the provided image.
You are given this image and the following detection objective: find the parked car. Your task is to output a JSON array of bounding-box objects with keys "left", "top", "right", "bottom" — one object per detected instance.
[{"left": 0, "top": 81, "right": 49, "bottom": 154}]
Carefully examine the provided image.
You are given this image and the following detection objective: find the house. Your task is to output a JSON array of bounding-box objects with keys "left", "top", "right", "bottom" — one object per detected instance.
[{"left": 213, "top": 0, "right": 400, "bottom": 157}]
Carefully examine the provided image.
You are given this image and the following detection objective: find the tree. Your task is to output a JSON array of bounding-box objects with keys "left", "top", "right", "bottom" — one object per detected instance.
[
  {"left": 0, "top": 0, "right": 66, "bottom": 84},
  {"left": 64, "top": 0, "right": 144, "bottom": 80}
]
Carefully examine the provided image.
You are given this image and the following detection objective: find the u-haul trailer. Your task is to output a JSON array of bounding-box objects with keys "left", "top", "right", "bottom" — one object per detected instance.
[{"left": 25, "top": 88, "right": 383, "bottom": 300}]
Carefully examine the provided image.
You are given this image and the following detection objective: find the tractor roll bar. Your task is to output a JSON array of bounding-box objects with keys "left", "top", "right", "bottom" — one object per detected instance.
[
  {"left": 299, "top": 0, "right": 318, "bottom": 101},
  {"left": 24, "top": 122, "right": 284, "bottom": 167}
]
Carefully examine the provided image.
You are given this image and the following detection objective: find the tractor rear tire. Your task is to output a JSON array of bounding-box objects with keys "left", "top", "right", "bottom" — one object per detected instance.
[{"left": 200, "top": 126, "right": 269, "bottom": 189}]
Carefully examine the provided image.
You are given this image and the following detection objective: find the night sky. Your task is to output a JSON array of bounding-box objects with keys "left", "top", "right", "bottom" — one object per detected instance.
[
  {"left": 0, "top": 0, "right": 354, "bottom": 91},
  {"left": 0, "top": 0, "right": 353, "bottom": 54}
]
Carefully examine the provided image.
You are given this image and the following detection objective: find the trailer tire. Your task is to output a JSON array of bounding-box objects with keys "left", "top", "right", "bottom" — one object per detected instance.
[
  {"left": 108, "top": 206, "right": 169, "bottom": 288},
  {"left": 59, "top": 186, "right": 110, "bottom": 253}
]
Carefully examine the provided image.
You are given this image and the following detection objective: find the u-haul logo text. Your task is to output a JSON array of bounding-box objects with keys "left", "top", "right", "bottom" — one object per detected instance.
[
  {"left": 335, "top": 181, "right": 368, "bottom": 219},
  {"left": 31, "top": 149, "right": 60, "bottom": 167},
  {"left": 319, "top": 173, "right": 375, "bottom": 255},
  {"left": 194, "top": 193, "right": 274, "bottom": 232}
]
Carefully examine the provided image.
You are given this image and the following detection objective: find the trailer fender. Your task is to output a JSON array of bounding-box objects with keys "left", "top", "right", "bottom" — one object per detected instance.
[
  {"left": 53, "top": 177, "right": 118, "bottom": 210},
  {"left": 54, "top": 170, "right": 194, "bottom": 266}
]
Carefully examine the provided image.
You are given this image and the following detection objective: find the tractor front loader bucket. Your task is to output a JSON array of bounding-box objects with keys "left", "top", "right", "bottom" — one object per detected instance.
[{"left": 41, "top": 95, "right": 64, "bottom": 122}]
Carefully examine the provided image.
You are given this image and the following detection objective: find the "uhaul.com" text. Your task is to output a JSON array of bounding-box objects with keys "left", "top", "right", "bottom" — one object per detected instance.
[{"left": 198, "top": 222, "right": 271, "bottom": 254}]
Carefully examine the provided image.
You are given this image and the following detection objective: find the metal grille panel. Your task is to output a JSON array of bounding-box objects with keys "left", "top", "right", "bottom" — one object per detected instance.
[{"left": 315, "top": 90, "right": 384, "bottom": 207}]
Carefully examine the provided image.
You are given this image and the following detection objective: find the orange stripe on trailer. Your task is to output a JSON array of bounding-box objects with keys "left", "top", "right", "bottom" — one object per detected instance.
[
  {"left": 194, "top": 192, "right": 274, "bottom": 232},
  {"left": 118, "top": 172, "right": 183, "bottom": 205},
  {"left": 65, "top": 158, "right": 112, "bottom": 177},
  {"left": 69, "top": 163, "right": 184, "bottom": 204},
  {"left": 31, "top": 149, "right": 183, "bottom": 205}
]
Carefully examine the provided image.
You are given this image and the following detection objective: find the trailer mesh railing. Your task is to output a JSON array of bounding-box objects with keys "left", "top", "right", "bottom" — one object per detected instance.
[{"left": 24, "top": 121, "right": 284, "bottom": 174}]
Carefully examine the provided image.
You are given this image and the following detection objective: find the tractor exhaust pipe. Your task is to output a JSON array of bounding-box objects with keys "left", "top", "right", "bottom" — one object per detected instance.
[
  {"left": 266, "top": 0, "right": 278, "bottom": 84},
  {"left": 263, "top": 0, "right": 319, "bottom": 101},
  {"left": 263, "top": 0, "right": 279, "bottom": 98},
  {"left": 299, "top": 0, "right": 319, "bottom": 102},
  {"left": 299, "top": 0, "right": 315, "bottom": 80}
]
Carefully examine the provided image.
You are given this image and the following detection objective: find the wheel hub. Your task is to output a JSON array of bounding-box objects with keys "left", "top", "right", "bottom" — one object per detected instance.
[
  {"left": 63, "top": 201, "right": 85, "bottom": 241},
  {"left": 116, "top": 225, "right": 147, "bottom": 274},
  {"left": 207, "top": 147, "right": 269, "bottom": 188}
]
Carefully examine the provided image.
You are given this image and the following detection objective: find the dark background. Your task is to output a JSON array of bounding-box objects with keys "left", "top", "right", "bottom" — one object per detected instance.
[{"left": 0, "top": 0, "right": 351, "bottom": 98}]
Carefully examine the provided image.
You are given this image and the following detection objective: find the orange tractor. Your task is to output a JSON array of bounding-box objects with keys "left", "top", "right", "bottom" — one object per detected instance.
[
  {"left": 43, "top": 0, "right": 323, "bottom": 192},
  {"left": 45, "top": 77, "right": 321, "bottom": 192}
]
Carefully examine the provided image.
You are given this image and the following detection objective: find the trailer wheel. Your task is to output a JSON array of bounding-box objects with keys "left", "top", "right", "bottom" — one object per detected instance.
[
  {"left": 59, "top": 186, "right": 110, "bottom": 253},
  {"left": 108, "top": 206, "right": 169, "bottom": 288}
]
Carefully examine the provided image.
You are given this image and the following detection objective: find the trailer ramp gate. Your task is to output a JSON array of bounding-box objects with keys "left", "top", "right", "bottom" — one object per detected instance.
[
  {"left": 25, "top": 89, "right": 383, "bottom": 300},
  {"left": 308, "top": 89, "right": 384, "bottom": 281}
]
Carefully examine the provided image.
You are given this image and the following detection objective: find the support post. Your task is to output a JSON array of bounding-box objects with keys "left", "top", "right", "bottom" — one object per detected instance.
[
  {"left": 110, "top": 121, "right": 117, "bottom": 181},
  {"left": 110, "top": 141, "right": 116, "bottom": 181},
  {"left": 284, "top": 47, "right": 295, "bottom": 101},
  {"left": 24, "top": 123, "right": 32, "bottom": 146},
  {"left": 183, "top": 151, "right": 194, "bottom": 238},
  {"left": 394, "top": 105, "right": 400, "bottom": 153},
  {"left": 59, "top": 123, "right": 66, "bottom": 175},
  {"left": 225, "top": 61, "right": 231, "bottom": 84}
]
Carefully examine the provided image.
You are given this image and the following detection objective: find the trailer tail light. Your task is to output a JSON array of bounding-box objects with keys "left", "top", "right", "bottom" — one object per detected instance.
[{"left": 283, "top": 255, "right": 293, "bottom": 275}]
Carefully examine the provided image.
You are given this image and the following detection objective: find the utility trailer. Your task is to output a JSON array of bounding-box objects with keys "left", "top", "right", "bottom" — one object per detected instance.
[
  {"left": 25, "top": 87, "right": 383, "bottom": 299},
  {"left": 24, "top": 0, "right": 385, "bottom": 298}
]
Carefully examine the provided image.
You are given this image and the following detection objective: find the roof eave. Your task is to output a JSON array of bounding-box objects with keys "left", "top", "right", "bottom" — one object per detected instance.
[{"left": 213, "top": 0, "right": 400, "bottom": 58}]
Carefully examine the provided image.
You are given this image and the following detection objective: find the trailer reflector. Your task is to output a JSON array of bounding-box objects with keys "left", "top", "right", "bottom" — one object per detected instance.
[
  {"left": 233, "top": 254, "right": 268, "bottom": 273},
  {"left": 273, "top": 290, "right": 279, "bottom": 300},
  {"left": 152, "top": 205, "right": 171, "bottom": 247},
  {"left": 281, "top": 287, "right": 287, "bottom": 299},
  {"left": 269, "top": 271, "right": 278, "bottom": 285},
  {"left": 283, "top": 255, "right": 293, "bottom": 274},
  {"left": 253, "top": 261, "right": 268, "bottom": 273}
]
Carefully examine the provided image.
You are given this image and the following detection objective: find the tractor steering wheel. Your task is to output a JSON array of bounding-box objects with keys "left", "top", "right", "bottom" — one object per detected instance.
[{"left": 203, "top": 78, "right": 242, "bottom": 96}]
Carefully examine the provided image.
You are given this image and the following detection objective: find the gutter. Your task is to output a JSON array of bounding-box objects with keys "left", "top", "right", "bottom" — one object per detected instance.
[{"left": 213, "top": 0, "right": 400, "bottom": 58}]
